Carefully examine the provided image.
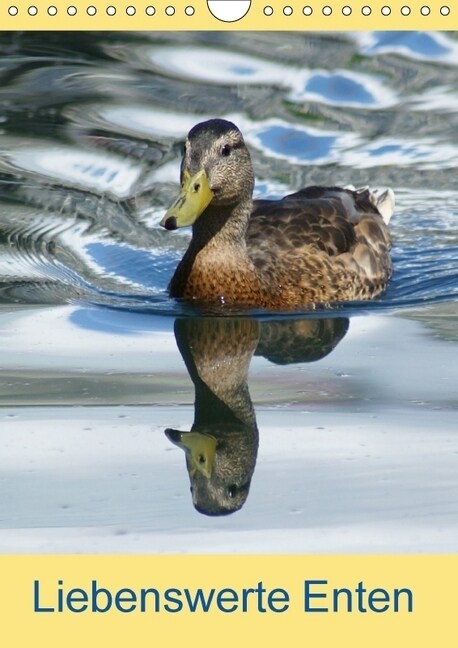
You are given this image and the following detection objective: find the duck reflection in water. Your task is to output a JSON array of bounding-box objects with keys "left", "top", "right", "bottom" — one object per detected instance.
[{"left": 165, "top": 316, "right": 348, "bottom": 516}]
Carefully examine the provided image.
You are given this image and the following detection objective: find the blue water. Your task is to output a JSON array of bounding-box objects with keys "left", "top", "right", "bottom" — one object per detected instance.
[{"left": 0, "top": 31, "right": 456, "bottom": 317}]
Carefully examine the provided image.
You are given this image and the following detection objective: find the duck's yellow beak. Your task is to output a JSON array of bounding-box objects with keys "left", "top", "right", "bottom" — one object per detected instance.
[
  {"left": 165, "top": 429, "right": 217, "bottom": 478},
  {"left": 160, "top": 169, "right": 213, "bottom": 230}
]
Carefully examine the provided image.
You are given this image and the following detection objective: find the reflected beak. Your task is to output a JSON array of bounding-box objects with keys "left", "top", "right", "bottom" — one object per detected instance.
[
  {"left": 165, "top": 429, "right": 217, "bottom": 478},
  {"left": 160, "top": 169, "right": 214, "bottom": 230}
]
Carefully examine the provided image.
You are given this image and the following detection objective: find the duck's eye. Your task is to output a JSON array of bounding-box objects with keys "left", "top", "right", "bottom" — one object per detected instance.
[
  {"left": 221, "top": 144, "right": 231, "bottom": 157},
  {"left": 183, "top": 143, "right": 187, "bottom": 155},
  {"left": 227, "top": 485, "right": 237, "bottom": 498}
]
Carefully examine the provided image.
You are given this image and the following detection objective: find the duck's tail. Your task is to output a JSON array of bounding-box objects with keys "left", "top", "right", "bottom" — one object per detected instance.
[
  {"left": 369, "top": 187, "right": 395, "bottom": 225},
  {"left": 345, "top": 185, "right": 395, "bottom": 225}
]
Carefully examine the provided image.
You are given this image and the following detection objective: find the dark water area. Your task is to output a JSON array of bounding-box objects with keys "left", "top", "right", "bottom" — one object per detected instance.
[{"left": 0, "top": 31, "right": 457, "bottom": 552}]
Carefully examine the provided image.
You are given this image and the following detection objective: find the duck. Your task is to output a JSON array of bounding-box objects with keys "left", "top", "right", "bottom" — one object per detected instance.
[{"left": 160, "top": 118, "right": 394, "bottom": 310}]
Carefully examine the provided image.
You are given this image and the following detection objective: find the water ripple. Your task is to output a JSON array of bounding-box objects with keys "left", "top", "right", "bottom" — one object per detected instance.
[
  {"left": 0, "top": 137, "right": 145, "bottom": 199},
  {"left": 355, "top": 32, "right": 458, "bottom": 65},
  {"left": 0, "top": 31, "right": 457, "bottom": 316}
]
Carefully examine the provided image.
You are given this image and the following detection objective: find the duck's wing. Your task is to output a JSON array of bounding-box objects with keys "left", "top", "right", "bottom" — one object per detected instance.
[
  {"left": 250, "top": 185, "right": 391, "bottom": 251},
  {"left": 251, "top": 188, "right": 353, "bottom": 256},
  {"left": 255, "top": 317, "right": 349, "bottom": 365},
  {"left": 247, "top": 186, "right": 392, "bottom": 300}
]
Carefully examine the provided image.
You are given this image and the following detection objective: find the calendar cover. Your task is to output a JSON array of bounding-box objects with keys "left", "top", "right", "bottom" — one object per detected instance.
[{"left": 0, "top": 3, "right": 457, "bottom": 646}]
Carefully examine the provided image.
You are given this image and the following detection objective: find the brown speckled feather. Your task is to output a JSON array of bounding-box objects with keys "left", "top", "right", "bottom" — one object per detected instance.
[{"left": 246, "top": 186, "right": 392, "bottom": 306}]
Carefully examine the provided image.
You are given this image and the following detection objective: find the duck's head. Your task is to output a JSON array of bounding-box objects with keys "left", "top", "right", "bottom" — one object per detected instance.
[
  {"left": 165, "top": 427, "right": 255, "bottom": 516},
  {"left": 160, "top": 119, "right": 254, "bottom": 231}
]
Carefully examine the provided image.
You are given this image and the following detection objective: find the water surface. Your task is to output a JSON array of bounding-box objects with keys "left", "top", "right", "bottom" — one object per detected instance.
[{"left": 0, "top": 31, "right": 457, "bottom": 552}]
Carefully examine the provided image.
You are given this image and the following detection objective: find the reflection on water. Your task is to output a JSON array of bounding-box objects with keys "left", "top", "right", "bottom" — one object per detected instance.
[
  {"left": 167, "top": 316, "right": 347, "bottom": 515},
  {"left": 166, "top": 318, "right": 259, "bottom": 516},
  {"left": 355, "top": 32, "right": 458, "bottom": 63}
]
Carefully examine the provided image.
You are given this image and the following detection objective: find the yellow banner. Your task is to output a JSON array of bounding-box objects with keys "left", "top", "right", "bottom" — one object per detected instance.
[
  {"left": 1, "top": 555, "right": 456, "bottom": 647},
  {"left": 1, "top": 1, "right": 456, "bottom": 30}
]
